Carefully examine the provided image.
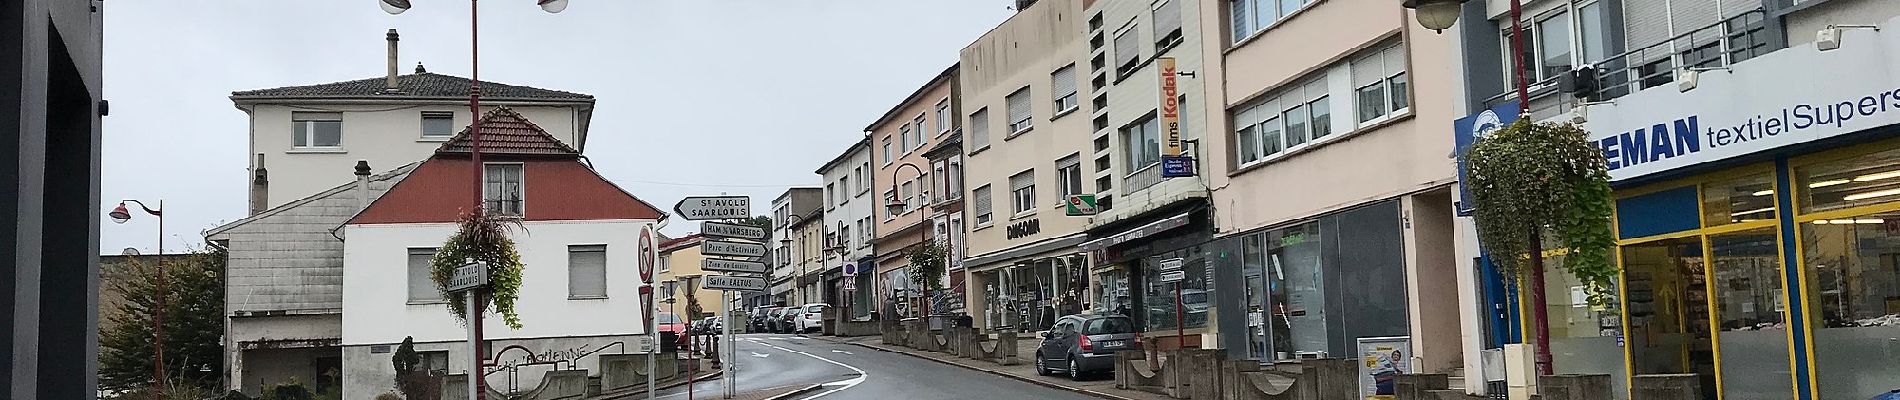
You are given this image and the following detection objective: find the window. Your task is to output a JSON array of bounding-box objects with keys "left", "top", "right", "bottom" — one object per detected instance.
[
  {"left": 900, "top": 181, "right": 915, "bottom": 214},
  {"left": 484, "top": 163, "right": 524, "bottom": 217},
  {"left": 1236, "top": 77, "right": 1332, "bottom": 165},
  {"left": 1114, "top": 27, "right": 1140, "bottom": 76},
  {"left": 421, "top": 111, "right": 455, "bottom": 138},
  {"left": 935, "top": 100, "right": 951, "bottom": 134},
  {"left": 898, "top": 126, "right": 912, "bottom": 155},
  {"left": 1536, "top": 11, "right": 1574, "bottom": 80},
  {"left": 857, "top": 218, "right": 871, "bottom": 247},
  {"left": 932, "top": 160, "right": 949, "bottom": 203},
  {"left": 1124, "top": 117, "right": 1161, "bottom": 171},
  {"left": 659, "top": 253, "right": 670, "bottom": 273},
  {"left": 1006, "top": 88, "right": 1033, "bottom": 134},
  {"left": 419, "top": 351, "right": 450, "bottom": 375},
  {"left": 1153, "top": 0, "right": 1182, "bottom": 47},
  {"left": 837, "top": 178, "right": 849, "bottom": 205},
  {"left": 974, "top": 185, "right": 994, "bottom": 225},
  {"left": 854, "top": 164, "right": 867, "bottom": 194},
  {"left": 1009, "top": 170, "right": 1036, "bottom": 215},
  {"left": 825, "top": 183, "right": 836, "bottom": 210},
  {"left": 948, "top": 159, "right": 964, "bottom": 199},
  {"left": 970, "top": 108, "right": 992, "bottom": 150},
  {"left": 408, "top": 248, "right": 441, "bottom": 303},
  {"left": 1230, "top": 0, "right": 1313, "bottom": 43},
  {"left": 568, "top": 245, "right": 607, "bottom": 299},
  {"left": 292, "top": 112, "right": 342, "bottom": 148},
  {"left": 1354, "top": 43, "right": 1409, "bottom": 124},
  {"left": 883, "top": 190, "right": 897, "bottom": 220},
  {"left": 1057, "top": 154, "right": 1083, "bottom": 202},
  {"left": 1052, "top": 65, "right": 1078, "bottom": 114},
  {"left": 1578, "top": 2, "right": 1605, "bottom": 63},
  {"left": 911, "top": 115, "right": 927, "bottom": 151},
  {"left": 882, "top": 137, "right": 893, "bottom": 165},
  {"left": 838, "top": 224, "right": 851, "bottom": 249},
  {"left": 1502, "top": 8, "right": 1589, "bottom": 85}
]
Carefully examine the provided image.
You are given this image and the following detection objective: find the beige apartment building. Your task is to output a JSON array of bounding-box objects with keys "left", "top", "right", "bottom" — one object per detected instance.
[
  {"left": 868, "top": 65, "right": 959, "bottom": 319},
  {"left": 655, "top": 234, "right": 734, "bottom": 318},
  {"left": 1196, "top": 0, "right": 1466, "bottom": 376},
  {"left": 958, "top": 0, "right": 1095, "bottom": 332}
]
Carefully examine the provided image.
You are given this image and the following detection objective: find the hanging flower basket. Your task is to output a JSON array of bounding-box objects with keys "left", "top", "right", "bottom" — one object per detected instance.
[{"left": 429, "top": 211, "right": 527, "bottom": 329}]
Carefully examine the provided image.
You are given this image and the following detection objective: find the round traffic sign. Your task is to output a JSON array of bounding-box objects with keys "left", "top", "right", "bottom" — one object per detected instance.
[{"left": 637, "top": 226, "right": 656, "bottom": 283}]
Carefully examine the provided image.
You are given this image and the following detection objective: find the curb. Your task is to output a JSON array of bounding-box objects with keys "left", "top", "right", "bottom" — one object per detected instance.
[
  {"left": 761, "top": 384, "right": 826, "bottom": 400},
  {"left": 598, "top": 369, "right": 724, "bottom": 399},
  {"left": 824, "top": 338, "right": 1141, "bottom": 400}
]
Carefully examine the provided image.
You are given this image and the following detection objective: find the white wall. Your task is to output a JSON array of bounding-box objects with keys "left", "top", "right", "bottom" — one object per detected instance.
[
  {"left": 341, "top": 219, "right": 649, "bottom": 346},
  {"left": 246, "top": 103, "right": 583, "bottom": 209},
  {"left": 821, "top": 147, "right": 875, "bottom": 271},
  {"left": 1092, "top": 0, "right": 1211, "bottom": 225}
]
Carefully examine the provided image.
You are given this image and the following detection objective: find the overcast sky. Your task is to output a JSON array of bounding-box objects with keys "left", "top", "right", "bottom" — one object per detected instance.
[{"left": 100, "top": 1, "right": 1015, "bottom": 254}]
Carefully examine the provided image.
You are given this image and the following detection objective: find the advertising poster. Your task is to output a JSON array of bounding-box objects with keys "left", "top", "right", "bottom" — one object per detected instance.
[{"left": 1356, "top": 336, "right": 1412, "bottom": 400}]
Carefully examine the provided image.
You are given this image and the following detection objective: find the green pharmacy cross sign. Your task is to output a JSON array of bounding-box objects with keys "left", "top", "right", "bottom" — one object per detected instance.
[{"left": 1066, "top": 194, "right": 1099, "bottom": 216}]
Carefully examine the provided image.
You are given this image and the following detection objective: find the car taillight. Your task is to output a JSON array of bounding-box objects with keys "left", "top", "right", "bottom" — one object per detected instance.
[{"left": 1079, "top": 335, "right": 1094, "bottom": 351}]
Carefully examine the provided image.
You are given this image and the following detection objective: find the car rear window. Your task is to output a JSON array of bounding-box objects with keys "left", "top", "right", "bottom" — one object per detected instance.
[
  {"left": 657, "top": 314, "right": 681, "bottom": 324},
  {"left": 1084, "top": 317, "right": 1134, "bottom": 335}
]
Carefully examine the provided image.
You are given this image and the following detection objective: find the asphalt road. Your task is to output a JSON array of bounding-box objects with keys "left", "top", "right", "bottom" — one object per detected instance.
[{"left": 651, "top": 333, "right": 1099, "bottom": 400}]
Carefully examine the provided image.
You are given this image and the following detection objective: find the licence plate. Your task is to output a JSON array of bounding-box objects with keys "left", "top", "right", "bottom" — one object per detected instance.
[{"left": 1100, "top": 340, "right": 1127, "bottom": 348}]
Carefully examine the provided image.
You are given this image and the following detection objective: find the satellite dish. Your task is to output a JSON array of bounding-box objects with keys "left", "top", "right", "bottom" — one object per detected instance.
[{"left": 121, "top": 247, "right": 141, "bottom": 256}]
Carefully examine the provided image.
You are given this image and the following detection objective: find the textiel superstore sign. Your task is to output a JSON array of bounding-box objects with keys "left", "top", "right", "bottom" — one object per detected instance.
[{"left": 1583, "top": 20, "right": 1900, "bottom": 182}]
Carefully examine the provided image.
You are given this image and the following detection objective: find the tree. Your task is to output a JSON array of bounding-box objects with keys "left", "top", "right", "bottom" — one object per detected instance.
[
  {"left": 1461, "top": 120, "right": 1616, "bottom": 376},
  {"left": 391, "top": 336, "right": 438, "bottom": 400},
  {"left": 99, "top": 249, "right": 226, "bottom": 394},
  {"left": 906, "top": 240, "right": 948, "bottom": 317},
  {"left": 738, "top": 215, "right": 774, "bottom": 233}
]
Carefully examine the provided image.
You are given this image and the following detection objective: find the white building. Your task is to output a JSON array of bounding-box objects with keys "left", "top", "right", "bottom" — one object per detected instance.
[
  {"left": 816, "top": 138, "right": 876, "bottom": 318},
  {"left": 337, "top": 108, "right": 662, "bottom": 399},
  {"left": 768, "top": 188, "right": 822, "bottom": 305},
  {"left": 230, "top": 29, "right": 594, "bottom": 212}
]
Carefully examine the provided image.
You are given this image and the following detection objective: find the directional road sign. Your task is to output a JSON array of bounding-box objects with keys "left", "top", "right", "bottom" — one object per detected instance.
[
  {"left": 1159, "top": 270, "right": 1186, "bottom": 283},
  {"left": 703, "top": 275, "right": 767, "bottom": 292},
  {"left": 701, "top": 240, "right": 767, "bottom": 258},
  {"left": 701, "top": 221, "right": 767, "bottom": 240},
  {"left": 702, "top": 258, "right": 768, "bottom": 274},
  {"left": 673, "top": 196, "right": 751, "bottom": 221}
]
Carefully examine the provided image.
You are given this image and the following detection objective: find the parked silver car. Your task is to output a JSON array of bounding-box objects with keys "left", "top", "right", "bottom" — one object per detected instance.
[{"left": 1034, "top": 314, "right": 1139, "bottom": 380}]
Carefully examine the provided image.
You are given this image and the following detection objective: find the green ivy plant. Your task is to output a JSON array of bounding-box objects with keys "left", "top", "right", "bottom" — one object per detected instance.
[
  {"left": 906, "top": 240, "right": 948, "bottom": 300},
  {"left": 1462, "top": 120, "right": 1618, "bottom": 306},
  {"left": 430, "top": 211, "right": 527, "bottom": 329}
]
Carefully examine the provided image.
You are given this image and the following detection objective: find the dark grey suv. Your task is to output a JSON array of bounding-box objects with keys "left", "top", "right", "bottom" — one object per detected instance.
[{"left": 1034, "top": 315, "right": 1139, "bottom": 380}]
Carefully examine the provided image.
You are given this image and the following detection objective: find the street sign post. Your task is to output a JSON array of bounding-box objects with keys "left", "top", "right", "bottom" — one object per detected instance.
[
  {"left": 673, "top": 196, "right": 751, "bottom": 221},
  {"left": 703, "top": 275, "right": 767, "bottom": 292},
  {"left": 447, "top": 262, "right": 490, "bottom": 292},
  {"left": 1065, "top": 194, "right": 1099, "bottom": 216},
  {"left": 702, "top": 259, "right": 768, "bottom": 274},
  {"left": 1158, "top": 269, "right": 1186, "bottom": 283},
  {"left": 701, "top": 221, "right": 767, "bottom": 240},
  {"left": 701, "top": 240, "right": 767, "bottom": 258},
  {"left": 1159, "top": 256, "right": 1187, "bottom": 349}
]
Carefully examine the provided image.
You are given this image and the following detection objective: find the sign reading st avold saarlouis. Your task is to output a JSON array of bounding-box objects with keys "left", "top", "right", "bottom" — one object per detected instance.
[
  {"left": 701, "top": 221, "right": 766, "bottom": 240},
  {"left": 447, "top": 262, "right": 490, "bottom": 292},
  {"left": 673, "top": 196, "right": 751, "bottom": 221}
]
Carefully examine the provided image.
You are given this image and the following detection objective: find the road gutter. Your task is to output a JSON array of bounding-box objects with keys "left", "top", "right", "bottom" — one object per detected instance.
[{"left": 813, "top": 336, "right": 1142, "bottom": 400}]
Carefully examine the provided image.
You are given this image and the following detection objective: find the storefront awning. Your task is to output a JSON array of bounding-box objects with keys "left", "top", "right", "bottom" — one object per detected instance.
[
  {"left": 963, "top": 233, "right": 1087, "bottom": 272},
  {"left": 1079, "top": 212, "right": 1191, "bottom": 252}
]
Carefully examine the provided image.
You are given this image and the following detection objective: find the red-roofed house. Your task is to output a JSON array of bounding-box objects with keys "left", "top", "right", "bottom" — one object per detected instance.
[{"left": 337, "top": 107, "right": 662, "bottom": 398}]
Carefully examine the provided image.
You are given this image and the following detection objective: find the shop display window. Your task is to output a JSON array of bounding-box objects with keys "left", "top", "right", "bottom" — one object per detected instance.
[
  {"left": 1796, "top": 147, "right": 1900, "bottom": 214},
  {"left": 1141, "top": 245, "right": 1210, "bottom": 332},
  {"left": 1709, "top": 229, "right": 1792, "bottom": 398},
  {"left": 1701, "top": 173, "right": 1777, "bottom": 226},
  {"left": 1801, "top": 210, "right": 1900, "bottom": 399}
]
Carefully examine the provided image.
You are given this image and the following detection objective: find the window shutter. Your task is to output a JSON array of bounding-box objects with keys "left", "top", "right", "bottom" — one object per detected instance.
[
  {"left": 1114, "top": 29, "right": 1140, "bottom": 69},
  {"left": 1052, "top": 66, "right": 1077, "bottom": 100},
  {"left": 1669, "top": 0, "right": 1719, "bottom": 35},
  {"left": 1352, "top": 52, "right": 1385, "bottom": 88},
  {"left": 970, "top": 108, "right": 991, "bottom": 148},
  {"left": 569, "top": 245, "right": 607, "bottom": 298},
  {"left": 974, "top": 186, "right": 993, "bottom": 219},
  {"left": 407, "top": 248, "right": 438, "bottom": 302},
  {"left": 1624, "top": 0, "right": 1671, "bottom": 53},
  {"left": 1153, "top": 0, "right": 1182, "bottom": 41},
  {"left": 1011, "top": 171, "right": 1034, "bottom": 191},
  {"left": 1006, "top": 89, "right": 1032, "bottom": 127}
]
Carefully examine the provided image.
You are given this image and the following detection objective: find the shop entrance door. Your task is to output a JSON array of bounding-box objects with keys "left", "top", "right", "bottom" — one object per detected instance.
[{"left": 1623, "top": 237, "right": 1718, "bottom": 400}]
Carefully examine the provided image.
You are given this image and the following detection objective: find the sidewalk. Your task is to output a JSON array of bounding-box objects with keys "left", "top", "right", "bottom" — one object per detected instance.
[{"left": 814, "top": 335, "right": 1172, "bottom": 400}]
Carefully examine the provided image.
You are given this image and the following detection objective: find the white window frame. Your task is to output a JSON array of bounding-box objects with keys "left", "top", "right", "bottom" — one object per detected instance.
[
  {"left": 1354, "top": 42, "right": 1409, "bottom": 126},
  {"left": 567, "top": 244, "right": 608, "bottom": 300},
  {"left": 1052, "top": 64, "right": 1078, "bottom": 116},
  {"left": 883, "top": 189, "right": 898, "bottom": 220},
  {"left": 973, "top": 184, "right": 994, "bottom": 226},
  {"left": 882, "top": 137, "right": 894, "bottom": 166},
  {"left": 1009, "top": 170, "right": 1036, "bottom": 216},
  {"left": 837, "top": 177, "right": 849, "bottom": 205},
  {"left": 900, "top": 181, "right": 916, "bottom": 215},
  {"left": 1233, "top": 74, "right": 1337, "bottom": 167},
  {"left": 291, "top": 112, "right": 343, "bottom": 149},
  {"left": 1124, "top": 117, "right": 1161, "bottom": 172},
  {"left": 1230, "top": 0, "right": 1318, "bottom": 45},
  {"left": 898, "top": 125, "right": 912, "bottom": 155},
  {"left": 935, "top": 100, "right": 952, "bottom": 135},
  {"left": 420, "top": 111, "right": 456, "bottom": 139},
  {"left": 825, "top": 183, "right": 836, "bottom": 210},
  {"left": 1500, "top": 4, "right": 1598, "bottom": 89},
  {"left": 912, "top": 114, "right": 928, "bottom": 151},
  {"left": 1056, "top": 154, "right": 1083, "bottom": 205},
  {"left": 484, "top": 163, "right": 525, "bottom": 217},
  {"left": 1005, "top": 87, "right": 1033, "bottom": 135}
]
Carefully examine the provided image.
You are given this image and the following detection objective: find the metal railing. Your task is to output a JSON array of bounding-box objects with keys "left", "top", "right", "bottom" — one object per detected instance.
[{"left": 1590, "top": 8, "right": 1775, "bottom": 101}]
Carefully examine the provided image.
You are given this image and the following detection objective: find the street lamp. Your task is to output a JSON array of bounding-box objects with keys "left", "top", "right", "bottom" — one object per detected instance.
[
  {"left": 380, "top": 3, "right": 567, "bottom": 399},
  {"left": 1402, "top": 0, "right": 1467, "bottom": 32},
  {"left": 110, "top": 199, "right": 166, "bottom": 394},
  {"left": 886, "top": 162, "right": 930, "bottom": 317}
]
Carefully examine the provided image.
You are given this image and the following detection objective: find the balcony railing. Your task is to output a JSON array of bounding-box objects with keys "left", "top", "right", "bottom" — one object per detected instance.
[{"left": 1482, "top": 9, "right": 1778, "bottom": 113}]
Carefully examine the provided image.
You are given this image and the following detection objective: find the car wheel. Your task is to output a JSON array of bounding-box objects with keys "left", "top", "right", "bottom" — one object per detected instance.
[
  {"left": 1034, "top": 352, "right": 1050, "bottom": 376},
  {"left": 1068, "top": 357, "right": 1083, "bottom": 381}
]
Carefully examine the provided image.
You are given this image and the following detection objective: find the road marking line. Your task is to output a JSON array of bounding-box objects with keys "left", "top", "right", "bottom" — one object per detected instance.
[{"left": 752, "top": 341, "right": 866, "bottom": 399}]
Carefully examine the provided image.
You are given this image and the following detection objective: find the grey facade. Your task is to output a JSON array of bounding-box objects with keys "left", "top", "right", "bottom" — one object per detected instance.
[
  {"left": 205, "top": 162, "right": 416, "bottom": 395},
  {"left": 3, "top": 0, "right": 104, "bottom": 398}
]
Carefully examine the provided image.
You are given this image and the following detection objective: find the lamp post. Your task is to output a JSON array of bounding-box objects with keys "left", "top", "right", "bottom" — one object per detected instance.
[
  {"left": 778, "top": 213, "right": 803, "bottom": 306},
  {"left": 1404, "top": 0, "right": 1549, "bottom": 376},
  {"left": 885, "top": 162, "right": 928, "bottom": 318},
  {"left": 378, "top": 2, "right": 568, "bottom": 399},
  {"left": 109, "top": 199, "right": 164, "bottom": 393}
]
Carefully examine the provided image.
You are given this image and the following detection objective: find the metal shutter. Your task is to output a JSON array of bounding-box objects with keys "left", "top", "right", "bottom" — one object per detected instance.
[
  {"left": 1053, "top": 65, "right": 1077, "bottom": 100},
  {"left": 408, "top": 248, "right": 439, "bottom": 302},
  {"left": 970, "top": 108, "right": 991, "bottom": 148},
  {"left": 1623, "top": 0, "right": 1672, "bottom": 52},
  {"left": 1006, "top": 88, "right": 1032, "bottom": 128},
  {"left": 1154, "top": 0, "right": 1183, "bottom": 41},
  {"left": 569, "top": 245, "right": 607, "bottom": 298}
]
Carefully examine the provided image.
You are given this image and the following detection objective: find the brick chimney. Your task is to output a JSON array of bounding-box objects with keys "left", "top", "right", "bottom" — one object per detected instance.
[
  {"left": 355, "top": 160, "right": 373, "bottom": 209},
  {"left": 385, "top": 29, "right": 401, "bottom": 91},
  {"left": 250, "top": 153, "right": 268, "bottom": 215},
  {"left": 1015, "top": 0, "right": 1038, "bottom": 12}
]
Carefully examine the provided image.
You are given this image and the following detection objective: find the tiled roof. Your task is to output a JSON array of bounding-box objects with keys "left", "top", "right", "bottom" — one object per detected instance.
[
  {"left": 231, "top": 72, "right": 592, "bottom": 102},
  {"left": 435, "top": 107, "right": 579, "bottom": 156}
]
